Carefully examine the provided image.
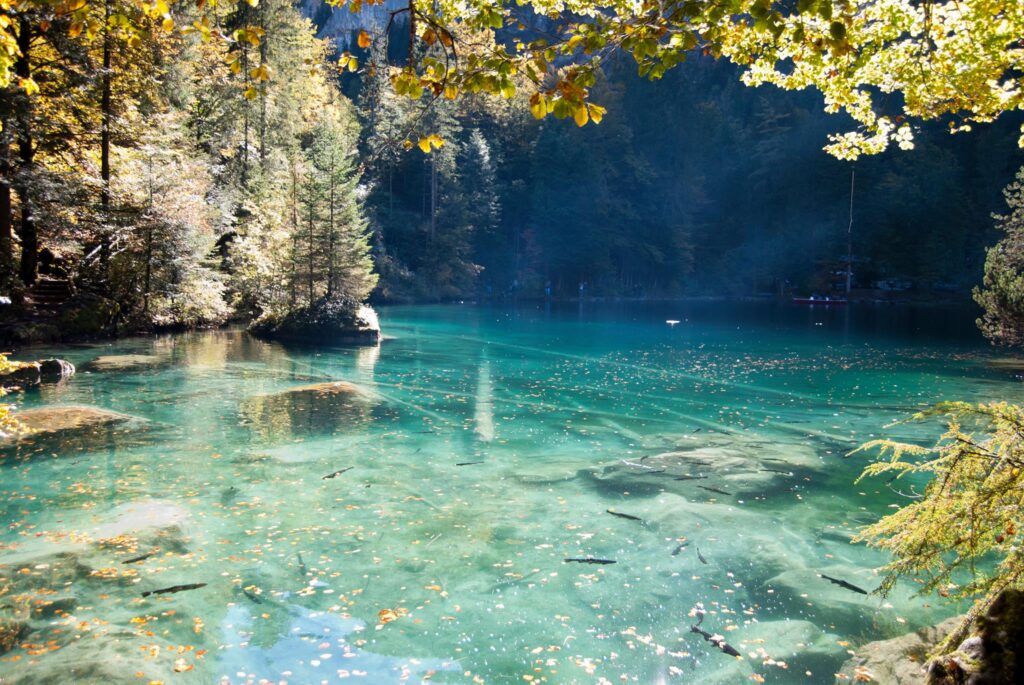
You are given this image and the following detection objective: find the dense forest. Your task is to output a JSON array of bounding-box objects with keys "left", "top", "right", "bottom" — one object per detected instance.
[
  {"left": 305, "top": 4, "right": 1024, "bottom": 302},
  {"left": 1, "top": 2, "right": 1022, "bottom": 343}
]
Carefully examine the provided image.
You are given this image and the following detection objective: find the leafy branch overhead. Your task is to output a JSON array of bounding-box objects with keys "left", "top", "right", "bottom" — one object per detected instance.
[
  {"left": 335, "top": 0, "right": 1019, "bottom": 159},
  {"left": 2, "top": 1, "right": 1021, "bottom": 158}
]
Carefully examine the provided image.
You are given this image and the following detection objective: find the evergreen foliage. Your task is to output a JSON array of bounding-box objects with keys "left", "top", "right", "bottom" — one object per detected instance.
[
  {"left": 854, "top": 402, "right": 1024, "bottom": 653},
  {"left": 975, "top": 166, "right": 1024, "bottom": 346}
]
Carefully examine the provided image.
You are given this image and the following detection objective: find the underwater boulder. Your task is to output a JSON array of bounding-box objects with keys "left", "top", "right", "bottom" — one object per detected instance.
[{"left": 82, "top": 354, "right": 166, "bottom": 372}]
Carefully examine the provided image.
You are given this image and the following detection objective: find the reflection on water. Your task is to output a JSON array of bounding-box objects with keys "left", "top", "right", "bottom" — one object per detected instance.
[{"left": 0, "top": 302, "right": 1015, "bottom": 684}]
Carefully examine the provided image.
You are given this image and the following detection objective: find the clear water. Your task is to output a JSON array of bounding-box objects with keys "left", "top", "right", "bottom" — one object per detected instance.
[{"left": 1, "top": 302, "right": 1019, "bottom": 684}]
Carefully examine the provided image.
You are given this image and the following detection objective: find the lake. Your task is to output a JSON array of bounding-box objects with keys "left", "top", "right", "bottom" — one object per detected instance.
[{"left": 1, "top": 301, "right": 1017, "bottom": 684}]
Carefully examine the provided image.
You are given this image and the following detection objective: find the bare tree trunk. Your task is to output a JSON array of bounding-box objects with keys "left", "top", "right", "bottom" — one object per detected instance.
[
  {"left": 143, "top": 155, "right": 153, "bottom": 314},
  {"left": 290, "top": 160, "right": 298, "bottom": 307},
  {"left": 258, "top": 2, "right": 267, "bottom": 167},
  {"left": 327, "top": 154, "right": 335, "bottom": 297},
  {"left": 15, "top": 16, "right": 36, "bottom": 286},
  {"left": 99, "top": 0, "right": 113, "bottom": 274},
  {"left": 307, "top": 196, "right": 314, "bottom": 308},
  {"left": 0, "top": 123, "right": 12, "bottom": 271},
  {"left": 101, "top": 0, "right": 111, "bottom": 212},
  {"left": 430, "top": 154, "right": 436, "bottom": 241}
]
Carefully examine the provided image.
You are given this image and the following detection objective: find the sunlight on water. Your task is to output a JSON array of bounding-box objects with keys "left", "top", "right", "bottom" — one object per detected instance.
[{"left": 0, "top": 302, "right": 1016, "bottom": 683}]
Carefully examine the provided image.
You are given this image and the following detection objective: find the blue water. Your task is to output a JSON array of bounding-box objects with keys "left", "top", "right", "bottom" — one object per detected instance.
[{"left": 1, "top": 301, "right": 1018, "bottom": 684}]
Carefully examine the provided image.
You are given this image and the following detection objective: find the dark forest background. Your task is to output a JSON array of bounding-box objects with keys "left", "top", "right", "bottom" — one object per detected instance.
[{"left": 303, "top": 5, "right": 1024, "bottom": 302}]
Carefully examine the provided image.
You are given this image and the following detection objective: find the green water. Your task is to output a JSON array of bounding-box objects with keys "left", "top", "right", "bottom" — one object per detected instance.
[{"left": 1, "top": 302, "right": 1019, "bottom": 684}]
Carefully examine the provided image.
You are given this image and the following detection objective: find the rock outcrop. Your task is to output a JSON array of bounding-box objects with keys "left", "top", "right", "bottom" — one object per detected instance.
[
  {"left": 925, "top": 590, "right": 1024, "bottom": 685},
  {"left": 0, "top": 358, "right": 75, "bottom": 389},
  {"left": 835, "top": 617, "right": 961, "bottom": 684},
  {"left": 250, "top": 297, "right": 381, "bottom": 346}
]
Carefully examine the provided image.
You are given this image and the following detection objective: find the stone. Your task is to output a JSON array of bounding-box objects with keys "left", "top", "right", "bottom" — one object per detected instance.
[
  {"left": 9, "top": 405, "right": 133, "bottom": 435},
  {"left": 925, "top": 589, "right": 1024, "bottom": 685},
  {"left": 250, "top": 299, "right": 382, "bottom": 346},
  {"left": 37, "top": 358, "right": 75, "bottom": 383},
  {"left": 242, "top": 381, "right": 376, "bottom": 439},
  {"left": 82, "top": 354, "right": 165, "bottom": 372},
  {"left": 0, "top": 362, "right": 41, "bottom": 389},
  {"left": 0, "top": 618, "right": 28, "bottom": 654},
  {"left": 835, "top": 617, "right": 961, "bottom": 684}
]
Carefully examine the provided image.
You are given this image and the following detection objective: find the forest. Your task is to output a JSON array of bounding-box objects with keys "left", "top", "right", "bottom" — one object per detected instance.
[{"left": 2, "top": 1, "right": 1022, "bottom": 345}]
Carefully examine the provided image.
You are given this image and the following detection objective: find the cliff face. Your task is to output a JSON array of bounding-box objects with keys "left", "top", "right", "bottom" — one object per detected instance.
[{"left": 298, "top": 0, "right": 408, "bottom": 49}]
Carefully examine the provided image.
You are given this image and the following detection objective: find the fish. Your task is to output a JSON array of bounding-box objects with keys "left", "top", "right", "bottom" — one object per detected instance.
[
  {"left": 673, "top": 475, "right": 708, "bottom": 481},
  {"left": 456, "top": 461, "right": 484, "bottom": 466},
  {"left": 241, "top": 586, "right": 264, "bottom": 604},
  {"left": 122, "top": 551, "right": 157, "bottom": 565},
  {"left": 323, "top": 467, "right": 353, "bottom": 480},
  {"left": 219, "top": 485, "right": 239, "bottom": 505},
  {"left": 297, "top": 552, "right": 308, "bottom": 578},
  {"left": 696, "top": 546, "right": 708, "bottom": 564},
  {"left": 820, "top": 573, "right": 869, "bottom": 595},
  {"left": 141, "top": 583, "right": 207, "bottom": 598},
  {"left": 697, "top": 485, "right": 732, "bottom": 496},
  {"left": 671, "top": 541, "right": 690, "bottom": 556},
  {"left": 564, "top": 557, "right": 617, "bottom": 565},
  {"left": 691, "top": 611, "right": 741, "bottom": 657},
  {"left": 606, "top": 509, "right": 643, "bottom": 522}
]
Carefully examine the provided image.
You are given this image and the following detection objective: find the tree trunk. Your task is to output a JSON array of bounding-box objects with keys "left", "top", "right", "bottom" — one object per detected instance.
[
  {"left": 99, "top": 0, "right": 112, "bottom": 273},
  {"left": 143, "top": 155, "right": 153, "bottom": 314},
  {"left": 327, "top": 155, "right": 335, "bottom": 297},
  {"left": 290, "top": 160, "right": 298, "bottom": 307},
  {"left": 15, "top": 16, "right": 36, "bottom": 286},
  {"left": 307, "top": 197, "right": 314, "bottom": 308},
  {"left": 101, "top": 0, "right": 111, "bottom": 212},
  {"left": 0, "top": 123, "right": 12, "bottom": 271},
  {"left": 430, "top": 154, "right": 436, "bottom": 241},
  {"left": 258, "top": 2, "right": 267, "bottom": 167}
]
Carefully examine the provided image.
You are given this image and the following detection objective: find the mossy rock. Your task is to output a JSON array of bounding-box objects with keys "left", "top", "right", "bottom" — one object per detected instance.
[{"left": 250, "top": 296, "right": 381, "bottom": 346}]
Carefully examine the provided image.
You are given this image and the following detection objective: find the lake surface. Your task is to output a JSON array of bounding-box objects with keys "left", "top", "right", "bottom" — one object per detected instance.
[{"left": 1, "top": 301, "right": 1019, "bottom": 684}]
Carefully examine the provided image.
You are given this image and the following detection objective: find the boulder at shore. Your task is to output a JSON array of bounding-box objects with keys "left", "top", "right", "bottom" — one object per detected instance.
[
  {"left": 0, "top": 358, "right": 75, "bottom": 390},
  {"left": 835, "top": 617, "right": 961, "bottom": 684}
]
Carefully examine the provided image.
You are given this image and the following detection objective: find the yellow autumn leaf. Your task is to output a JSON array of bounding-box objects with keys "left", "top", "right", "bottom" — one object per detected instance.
[
  {"left": 68, "top": 22, "right": 83, "bottom": 39},
  {"left": 417, "top": 137, "right": 432, "bottom": 154},
  {"left": 357, "top": 30, "right": 371, "bottom": 49},
  {"left": 530, "top": 93, "right": 546, "bottom": 120},
  {"left": 19, "top": 77, "right": 39, "bottom": 96},
  {"left": 588, "top": 103, "right": 606, "bottom": 124},
  {"left": 243, "top": 86, "right": 259, "bottom": 100},
  {"left": 573, "top": 104, "right": 589, "bottom": 127},
  {"left": 162, "top": 18, "right": 174, "bottom": 32}
]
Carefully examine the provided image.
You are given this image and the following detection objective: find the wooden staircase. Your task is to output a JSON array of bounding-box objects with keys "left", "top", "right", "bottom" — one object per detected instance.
[{"left": 26, "top": 276, "right": 73, "bottom": 314}]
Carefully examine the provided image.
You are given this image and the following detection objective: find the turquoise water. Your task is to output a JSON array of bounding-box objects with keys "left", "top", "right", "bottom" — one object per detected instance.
[{"left": 1, "top": 302, "right": 1019, "bottom": 684}]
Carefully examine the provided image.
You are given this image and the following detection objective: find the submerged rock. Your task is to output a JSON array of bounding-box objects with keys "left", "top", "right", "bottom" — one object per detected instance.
[
  {"left": 242, "top": 380, "right": 376, "bottom": 439},
  {"left": 583, "top": 432, "right": 822, "bottom": 498},
  {"left": 0, "top": 405, "right": 146, "bottom": 459},
  {"left": 82, "top": 354, "right": 165, "bottom": 372},
  {"left": 8, "top": 405, "right": 132, "bottom": 436}
]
